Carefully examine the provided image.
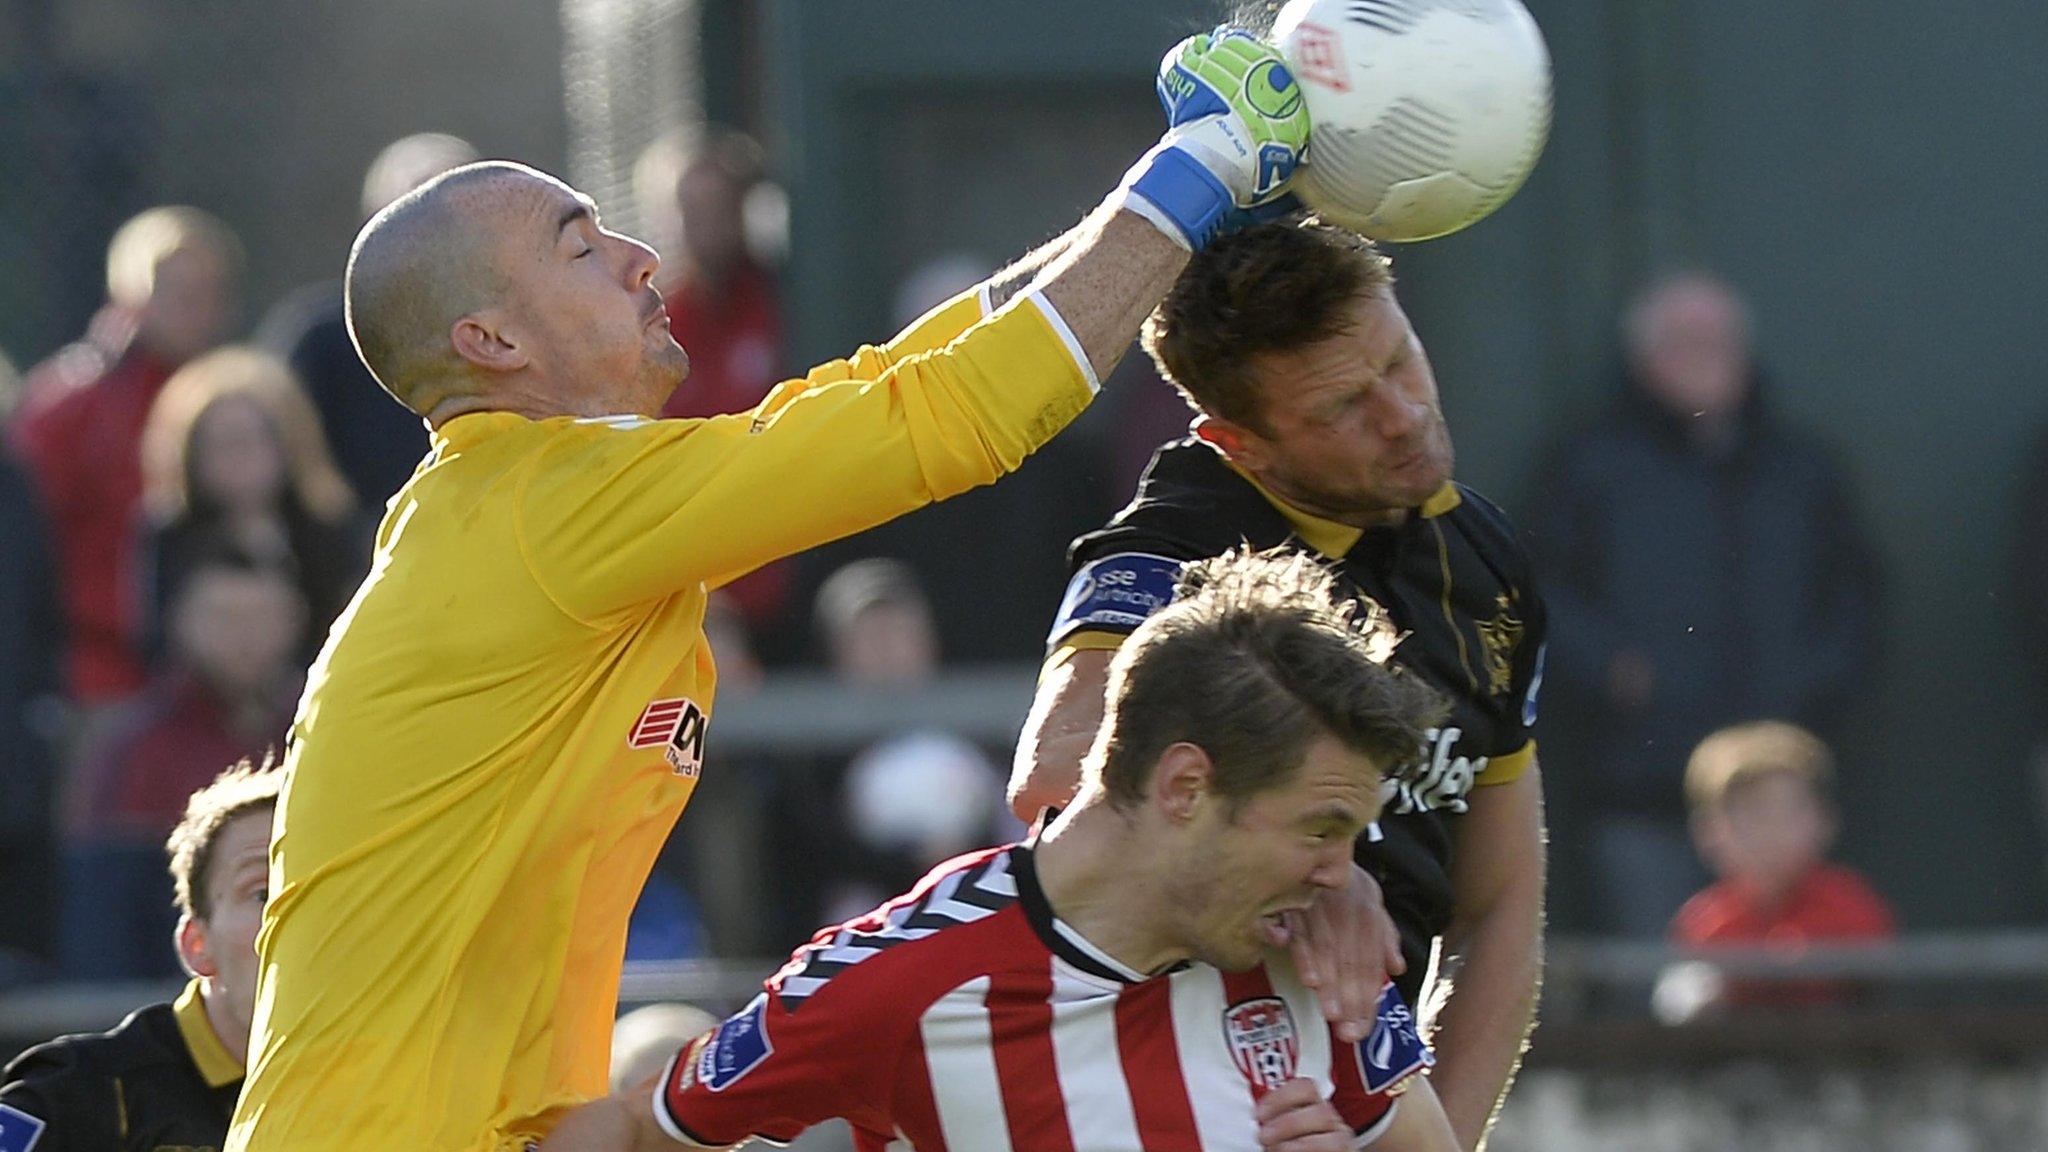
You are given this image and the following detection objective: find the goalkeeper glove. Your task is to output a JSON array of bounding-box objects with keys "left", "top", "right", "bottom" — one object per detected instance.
[{"left": 1121, "top": 28, "right": 1312, "bottom": 251}]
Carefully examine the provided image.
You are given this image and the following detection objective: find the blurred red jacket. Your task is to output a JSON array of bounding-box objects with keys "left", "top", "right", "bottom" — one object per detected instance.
[
  {"left": 1672, "top": 862, "right": 1897, "bottom": 1006},
  {"left": 10, "top": 342, "right": 176, "bottom": 701}
]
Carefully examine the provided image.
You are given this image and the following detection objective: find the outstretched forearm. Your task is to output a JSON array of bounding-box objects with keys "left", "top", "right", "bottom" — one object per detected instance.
[
  {"left": 1430, "top": 767, "right": 1545, "bottom": 1150},
  {"left": 1028, "top": 204, "right": 1187, "bottom": 382},
  {"left": 1429, "top": 889, "right": 1542, "bottom": 1149}
]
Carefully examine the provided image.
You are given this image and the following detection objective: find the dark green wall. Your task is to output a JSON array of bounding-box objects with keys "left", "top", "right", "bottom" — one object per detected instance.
[{"left": 770, "top": 0, "right": 2048, "bottom": 926}]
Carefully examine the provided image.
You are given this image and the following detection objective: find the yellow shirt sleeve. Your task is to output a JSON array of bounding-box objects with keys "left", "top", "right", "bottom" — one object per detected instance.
[
  {"left": 1053, "top": 630, "right": 1129, "bottom": 655},
  {"left": 1475, "top": 739, "right": 1536, "bottom": 786},
  {"left": 746, "top": 286, "right": 984, "bottom": 408},
  {"left": 517, "top": 289, "right": 1092, "bottom": 622}
]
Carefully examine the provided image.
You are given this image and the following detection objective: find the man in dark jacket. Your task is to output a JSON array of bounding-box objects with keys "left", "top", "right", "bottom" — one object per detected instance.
[
  {"left": 256, "top": 132, "right": 477, "bottom": 508},
  {"left": 1525, "top": 272, "right": 1881, "bottom": 937}
]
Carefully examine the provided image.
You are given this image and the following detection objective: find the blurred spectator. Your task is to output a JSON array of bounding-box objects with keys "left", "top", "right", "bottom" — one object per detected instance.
[
  {"left": 825, "top": 730, "right": 1008, "bottom": 927},
  {"left": 10, "top": 207, "right": 243, "bottom": 704},
  {"left": 257, "top": 132, "right": 479, "bottom": 507},
  {"left": 634, "top": 128, "right": 784, "bottom": 422},
  {"left": 0, "top": 398, "right": 63, "bottom": 981},
  {"left": 634, "top": 128, "right": 799, "bottom": 659},
  {"left": 816, "top": 558, "right": 938, "bottom": 688},
  {"left": 765, "top": 561, "right": 1012, "bottom": 946},
  {"left": 1526, "top": 272, "right": 1882, "bottom": 936},
  {"left": 1, "top": 760, "right": 276, "bottom": 1145},
  {"left": 137, "top": 346, "right": 369, "bottom": 666},
  {"left": 1660, "top": 721, "right": 1895, "bottom": 1014},
  {"left": 59, "top": 553, "right": 303, "bottom": 979}
]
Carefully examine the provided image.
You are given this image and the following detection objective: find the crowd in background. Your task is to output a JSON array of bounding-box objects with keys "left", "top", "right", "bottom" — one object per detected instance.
[{"left": 7, "top": 120, "right": 2007, "bottom": 1006}]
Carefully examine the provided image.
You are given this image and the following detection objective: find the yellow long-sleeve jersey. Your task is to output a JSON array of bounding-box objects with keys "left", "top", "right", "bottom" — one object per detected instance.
[{"left": 224, "top": 288, "right": 1094, "bottom": 1152}]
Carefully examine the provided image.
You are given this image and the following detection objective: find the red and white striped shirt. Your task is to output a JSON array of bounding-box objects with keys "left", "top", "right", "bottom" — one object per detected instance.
[{"left": 656, "top": 844, "right": 1431, "bottom": 1150}]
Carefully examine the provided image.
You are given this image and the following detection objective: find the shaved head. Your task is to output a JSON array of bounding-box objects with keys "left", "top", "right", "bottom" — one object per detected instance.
[
  {"left": 347, "top": 160, "right": 684, "bottom": 423},
  {"left": 346, "top": 162, "right": 542, "bottom": 413}
]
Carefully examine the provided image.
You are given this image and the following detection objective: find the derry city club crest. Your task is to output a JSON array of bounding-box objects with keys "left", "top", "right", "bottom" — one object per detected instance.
[{"left": 1222, "top": 997, "right": 1300, "bottom": 1096}]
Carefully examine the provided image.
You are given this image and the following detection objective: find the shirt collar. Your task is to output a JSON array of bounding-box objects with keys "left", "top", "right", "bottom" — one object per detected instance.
[
  {"left": 429, "top": 410, "right": 530, "bottom": 451},
  {"left": 172, "top": 978, "right": 244, "bottom": 1089},
  {"left": 1010, "top": 839, "right": 1178, "bottom": 986},
  {"left": 1218, "top": 459, "right": 1463, "bottom": 557}
]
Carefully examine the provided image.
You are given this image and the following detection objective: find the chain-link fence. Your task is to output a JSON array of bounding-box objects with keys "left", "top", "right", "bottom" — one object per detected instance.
[{"left": 561, "top": 0, "right": 702, "bottom": 237}]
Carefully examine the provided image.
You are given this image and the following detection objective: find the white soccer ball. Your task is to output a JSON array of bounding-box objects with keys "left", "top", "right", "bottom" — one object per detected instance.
[{"left": 1273, "top": 0, "right": 1552, "bottom": 242}]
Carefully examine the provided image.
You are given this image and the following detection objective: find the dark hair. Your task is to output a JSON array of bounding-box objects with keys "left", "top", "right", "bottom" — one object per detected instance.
[
  {"left": 1229, "top": 2, "right": 1284, "bottom": 37},
  {"left": 169, "top": 543, "right": 302, "bottom": 612},
  {"left": 815, "top": 558, "right": 929, "bottom": 640},
  {"left": 167, "top": 755, "right": 283, "bottom": 920},
  {"left": 1089, "top": 548, "right": 1443, "bottom": 811},
  {"left": 1142, "top": 221, "right": 1393, "bottom": 433}
]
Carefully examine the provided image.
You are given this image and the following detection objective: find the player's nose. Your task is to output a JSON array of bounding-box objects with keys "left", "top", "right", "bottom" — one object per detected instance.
[
  {"left": 1368, "top": 389, "right": 1424, "bottom": 442},
  {"left": 618, "top": 233, "right": 660, "bottom": 292},
  {"left": 1308, "top": 843, "right": 1353, "bottom": 890}
]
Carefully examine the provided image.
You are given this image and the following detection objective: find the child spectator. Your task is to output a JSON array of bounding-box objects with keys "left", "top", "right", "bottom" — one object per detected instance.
[
  {"left": 1668, "top": 720, "right": 1895, "bottom": 1007},
  {"left": 137, "top": 346, "right": 368, "bottom": 668},
  {"left": 58, "top": 551, "right": 304, "bottom": 979}
]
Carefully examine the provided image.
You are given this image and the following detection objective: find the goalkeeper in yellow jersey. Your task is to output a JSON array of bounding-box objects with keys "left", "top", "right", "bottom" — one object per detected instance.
[{"left": 226, "top": 29, "right": 1322, "bottom": 1152}]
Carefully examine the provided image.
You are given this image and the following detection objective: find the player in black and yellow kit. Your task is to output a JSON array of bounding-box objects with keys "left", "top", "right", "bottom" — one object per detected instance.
[
  {"left": 1010, "top": 221, "right": 1548, "bottom": 1152},
  {"left": 0, "top": 761, "right": 278, "bottom": 1152}
]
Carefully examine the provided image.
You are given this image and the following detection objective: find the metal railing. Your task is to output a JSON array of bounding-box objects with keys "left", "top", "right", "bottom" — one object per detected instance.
[
  {"left": 9, "top": 932, "right": 2046, "bottom": 1052},
  {"left": 705, "top": 667, "right": 1039, "bottom": 752}
]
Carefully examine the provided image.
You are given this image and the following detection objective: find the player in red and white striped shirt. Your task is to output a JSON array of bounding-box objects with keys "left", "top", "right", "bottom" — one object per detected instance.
[{"left": 543, "top": 549, "right": 1459, "bottom": 1152}]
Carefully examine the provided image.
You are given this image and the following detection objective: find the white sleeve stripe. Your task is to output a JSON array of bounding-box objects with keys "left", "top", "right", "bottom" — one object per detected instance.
[
  {"left": 1352, "top": 1099, "right": 1399, "bottom": 1148},
  {"left": 1021, "top": 291, "right": 1101, "bottom": 395},
  {"left": 650, "top": 1051, "right": 699, "bottom": 1146},
  {"left": 648, "top": 1049, "right": 793, "bottom": 1149},
  {"left": 975, "top": 281, "right": 994, "bottom": 318},
  {"left": 1111, "top": 188, "right": 1196, "bottom": 251}
]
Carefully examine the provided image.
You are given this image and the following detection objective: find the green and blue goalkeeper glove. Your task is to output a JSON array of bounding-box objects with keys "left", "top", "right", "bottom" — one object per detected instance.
[{"left": 1122, "top": 28, "right": 1312, "bottom": 250}]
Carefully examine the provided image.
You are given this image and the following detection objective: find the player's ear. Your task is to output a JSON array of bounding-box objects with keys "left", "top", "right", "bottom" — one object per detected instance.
[
  {"left": 1151, "top": 742, "right": 1214, "bottom": 824},
  {"left": 175, "top": 914, "right": 217, "bottom": 980},
  {"left": 1193, "top": 415, "right": 1263, "bottom": 470},
  {"left": 450, "top": 310, "right": 529, "bottom": 373}
]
